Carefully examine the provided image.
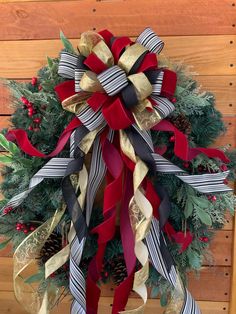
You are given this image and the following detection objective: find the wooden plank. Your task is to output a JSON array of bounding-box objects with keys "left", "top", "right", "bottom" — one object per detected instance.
[
  {"left": 188, "top": 266, "right": 231, "bottom": 302},
  {"left": 224, "top": 211, "right": 234, "bottom": 231},
  {"left": 197, "top": 76, "right": 236, "bottom": 115},
  {"left": 0, "top": 257, "right": 231, "bottom": 301},
  {"left": 0, "top": 291, "right": 230, "bottom": 314},
  {"left": 206, "top": 231, "right": 232, "bottom": 266},
  {"left": 1, "top": 76, "right": 235, "bottom": 115},
  {"left": 0, "top": 116, "right": 11, "bottom": 130},
  {"left": 100, "top": 266, "right": 231, "bottom": 301},
  {"left": 0, "top": 0, "right": 235, "bottom": 40},
  {"left": 229, "top": 197, "right": 236, "bottom": 314},
  {"left": 213, "top": 116, "right": 236, "bottom": 148},
  {"left": 0, "top": 36, "right": 235, "bottom": 78}
]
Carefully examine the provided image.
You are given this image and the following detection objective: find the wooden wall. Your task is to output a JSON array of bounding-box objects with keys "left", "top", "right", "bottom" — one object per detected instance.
[{"left": 0, "top": 0, "right": 235, "bottom": 313}]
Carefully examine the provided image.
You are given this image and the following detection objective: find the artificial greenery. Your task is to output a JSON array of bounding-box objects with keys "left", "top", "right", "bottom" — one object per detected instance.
[{"left": 0, "top": 35, "right": 235, "bottom": 303}]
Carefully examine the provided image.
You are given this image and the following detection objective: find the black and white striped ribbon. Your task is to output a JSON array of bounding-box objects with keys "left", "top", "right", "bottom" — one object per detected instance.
[
  {"left": 58, "top": 51, "right": 79, "bottom": 79},
  {"left": 132, "top": 126, "right": 232, "bottom": 193},
  {"left": 77, "top": 107, "right": 106, "bottom": 132},
  {"left": 1, "top": 158, "right": 73, "bottom": 214},
  {"left": 146, "top": 218, "right": 201, "bottom": 314},
  {"left": 136, "top": 27, "right": 164, "bottom": 54},
  {"left": 144, "top": 70, "right": 165, "bottom": 96},
  {"left": 151, "top": 152, "right": 232, "bottom": 193},
  {"left": 69, "top": 128, "right": 114, "bottom": 314},
  {"left": 151, "top": 95, "right": 175, "bottom": 119},
  {"left": 58, "top": 51, "right": 87, "bottom": 92},
  {"left": 97, "top": 65, "right": 129, "bottom": 96}
]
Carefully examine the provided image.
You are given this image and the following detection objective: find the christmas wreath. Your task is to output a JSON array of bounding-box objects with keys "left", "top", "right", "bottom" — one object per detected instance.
[{"left": 0, "top": 28, "right": 235, "bottom": 314}]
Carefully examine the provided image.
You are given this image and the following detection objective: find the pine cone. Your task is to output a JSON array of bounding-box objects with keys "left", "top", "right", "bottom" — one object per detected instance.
[
  {"left": 168, "top": 113, "right": 191, "bottom": 135},
  {"left": 39, "top": 232, "right": 62, "bottom": 265},
  {"left": 111, "top": 255, "right": 128, "bottom": 285}
]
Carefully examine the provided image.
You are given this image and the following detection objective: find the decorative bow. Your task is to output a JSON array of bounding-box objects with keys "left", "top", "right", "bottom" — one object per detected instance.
[{"left": 55, "top": 27, "right": 176, "bottom": 131}]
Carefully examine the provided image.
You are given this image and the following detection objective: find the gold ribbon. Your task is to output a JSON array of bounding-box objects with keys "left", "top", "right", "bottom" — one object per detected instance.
[
  {"left": 132, "top": 99, "right": 161, "bottom": 130},
  {"left": 128, "top": 73, "right": 152, "bottom": 102},
  {"left": 92, "top": 40, "right": 114, "bottom": 67},
  {"left": 164, "top": 273, "right": 185, "bottom": 314},
  {"left": 78, "top": 31, "right": 103, "bottom": 57},
  {"left": 61, "top": 92, "right": 90, "bottom": 114},
  {"left": 120, "top": 130, "right": 153, "bottom": 314},
  {"left": 118, "top": 43, "right": 148, "bottom": 74},
  {"left": 80, "top": 71, "right": 104, "bottom": 93},
  {"left": 13, "top": 205, "right": 66, "bottom": 314}
]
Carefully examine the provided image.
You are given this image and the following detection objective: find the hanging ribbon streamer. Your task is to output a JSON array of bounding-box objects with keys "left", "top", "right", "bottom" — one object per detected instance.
[
  {"left": 13, "top": 206, "right": 66, "bottom": 314},
  {"left": 3, "top": 27, "right": 233, "bottom": 314}
]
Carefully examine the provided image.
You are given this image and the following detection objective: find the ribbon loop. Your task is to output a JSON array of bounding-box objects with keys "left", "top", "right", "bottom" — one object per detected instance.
[
  {"left": 136, "top": 27, "right": 164, "bottom": 54},
  {"left": 97, "top": 65, "right": 129, "bottom": 96}
]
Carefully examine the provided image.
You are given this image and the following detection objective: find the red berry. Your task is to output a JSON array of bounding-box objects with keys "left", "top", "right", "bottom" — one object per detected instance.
[
  {"left": 31, "top": 77, "right": 38, "bottom": 86},
  {"left": 33, "top": 117, "right": 41, "bottom": 124},
  {"left": 16, "top": 223, "right": 22, "bottom": 227},
  {"left": 207, "top": 195, "right": 212, "bottom": 200},
  {"left": 211, "top": 195, "right": 217, "bottom": 202},
  {"left": 172, "top": 97, "right": 177, "bottom": 103},
  {"left": 30, "top": 226, "right": 35, "bottom": 231},
  {"left": 28, "top": 126, "right": 33, "bottom": 131},
  {"left": 38, "top": 85, "right": 42, "bottom": 91},
  {"left": 21, "top": 224, "right": 26, "bottom": 229},
  {"left": 20, "top": 96, "right": 29, "bottom": 105},
  {"left": 50, "top": 273, "right": 55, "bottom": 278},
  {"left": 183, "top": 162, "right": 190, "bottom": 168},
  {"left": 221, "top": 164, "right": 228, "bottom": 171},
  {"left": 3, "top": 208, "right": 8, "bottom": 214},
  {"left": 33, "top": 127, "right": 40, "bottom": 132},
  {"left": 169, "top": 135, "right": 175, "bottom": 142},
  {"left": 200, "top": 236, "right": 209, "bottom": 243},
  {"left": 28, "top": 108, "right": 34, "bottom": 117},
  {"left": 224, "top": 179, "right": 229, "bottom": 185},
  {"left": 23, "top": 229, "right": 28, "bottom": 234},
  {"left": 16, "top": 226, "right": 21, "bottom": 231},
  {"left": 26, "top": 102, "right": 33, "bottom": 108}
]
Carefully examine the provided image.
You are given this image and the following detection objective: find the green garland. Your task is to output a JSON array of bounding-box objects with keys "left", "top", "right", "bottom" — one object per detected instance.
[{"left": 0, "top": 35, "right": 235, "bottom": 303}]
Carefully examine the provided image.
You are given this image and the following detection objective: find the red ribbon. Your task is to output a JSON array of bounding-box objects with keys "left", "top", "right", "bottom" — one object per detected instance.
[
  {"left": 112, "top": 168, "right": 136, "bottom": 314},
  {"left": 153, "top": 120, "right": 230, "bottom": 163},
  {"left": 6, "top": 117, "right": 81, "bottom": 158},
  {"left": 86, "top": 135, "right": 123, "bottom": 314}
]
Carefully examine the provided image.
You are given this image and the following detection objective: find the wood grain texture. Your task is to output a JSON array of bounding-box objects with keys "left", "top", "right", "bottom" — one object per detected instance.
[
  {"left": 0, "top": 0, "right": 235, "bottom": 40},
  {"left": 197, "top": 76, "right": 236, "bottom": 115},
  {"left": 230, "top": 212, "right": 236, "bottom": 314},
  {"left": 0, "top": 35, "right": 235, "bottom": 79},
  {"left": 0, "top": 291, "right": 230, "bottom": 314},
  {"left": 1, "top": 76, "right": 235, "bottom": 115}
]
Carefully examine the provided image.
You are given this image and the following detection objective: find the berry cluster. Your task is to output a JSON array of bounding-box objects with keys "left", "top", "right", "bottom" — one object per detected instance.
[
  {"left": 3, "top": 206, "right": 13, "bottom": 215},
  {"left": 199, "top": 236, "right": 209, "bottom": 243},
  {"left": 15, "top": 222, "right": 36, "bottom": 234},
  {"left": 20, "top": 77, "right": 44, "bottom": 132}
]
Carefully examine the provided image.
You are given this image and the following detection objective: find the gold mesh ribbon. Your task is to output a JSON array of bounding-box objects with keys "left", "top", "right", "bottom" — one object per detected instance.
[
  {"left": 164, "top": 273, "right": 185, "bottom": 314},
  {"left": 13, "top": 206, "right": 66, "bottom": 314},
  {"left": 132, "top": 99, "right": 161, "bottom": 130},
  {"left": 120, "top": 130, "right": 153, "bottom": 314}
]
